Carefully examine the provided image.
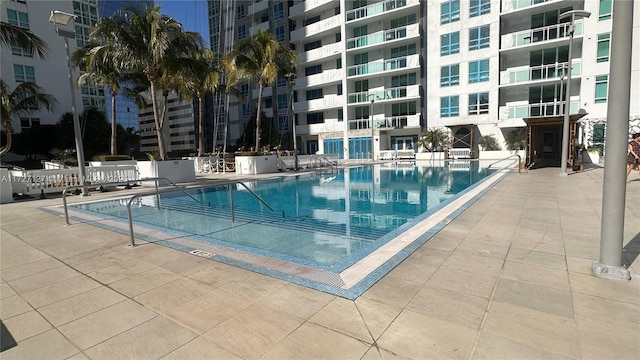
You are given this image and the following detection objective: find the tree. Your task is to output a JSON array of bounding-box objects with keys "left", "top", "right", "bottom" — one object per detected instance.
[
  {"left": 89, "top": 5, "right": 204, "bottom": 160},
  {"left": 0, "top": 81, "right": 56, "bottom": 156},
  {"left": 478, "top": 134, "right": 501, "bottom": 151},
  {"left": 418, "top": 128, "right": 448, "bottom": 152},
  {"left": 0, "top": 21, "right": 52, "bottom": 156},
  {"left": 504, "top": 127, "right": 527, "bottom": 150},
  {"left": 227, "top": 30, "right": 297, "bottom": 152},
  {"left": 55, "top": 108, "right": 111, "bottom": 160}
]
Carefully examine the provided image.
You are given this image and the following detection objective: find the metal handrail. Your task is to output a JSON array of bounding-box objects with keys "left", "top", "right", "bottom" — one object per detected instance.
[
  {"left": 125, "top": 180, "right": 276, "bottom": 247},
  {"left": 487, "top": 154, "right": 522, "bottom": 174},
  {"left": 62, "top": 177, "right": 200, "bottom": 226}
]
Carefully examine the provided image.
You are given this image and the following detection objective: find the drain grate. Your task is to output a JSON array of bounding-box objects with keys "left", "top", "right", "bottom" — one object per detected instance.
[{"left": 189, "top": 250, "right": 213, "bottom": 258}]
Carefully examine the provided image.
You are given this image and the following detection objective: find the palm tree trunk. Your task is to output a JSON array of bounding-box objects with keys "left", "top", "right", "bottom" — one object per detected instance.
[
  {"left": 148, "top": 80, "right": 166, "bottom": 160},
  {"left": 110, "top": 90, "right": 117, "bottom": 155},
  {"left": 255, "top": 83, "right": 264, "bottom": 152},
  {"left": 222, "top": 92, "right": 230, "bottom": 155},
  {"left": 198, "top": 94, "right": 204, "bottom": 156},
  {"left": 0, "top": 127, "right": 12, "bottom": 157}
]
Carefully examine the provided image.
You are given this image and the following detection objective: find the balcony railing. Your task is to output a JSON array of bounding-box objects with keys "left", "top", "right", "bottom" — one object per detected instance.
[
  {"left": 500, "top": 61, "right": 581, "bottom": 85},
  {"left": 501, "top": 21, "right": 583, "bottom": 50},
  {"left": 347, "top": 54, "right": 419, "bottom": 77},
  {"left": 347, "top": 114, "right": 420, "bottom": 130},
  {"left": 347, "top": 24, "right": 419, "bottom": 50},
  {"left": 248, "top": 0, "right": 268, "bottom": 15},
  {"left": 290, "top": 14, "right": 342, "bottom": 42},
  {"left": 502, "top": 0, "right": 553, "bottom": 13},
  {"left": 345, "top": 0, "right": 414, "bottom": 22},
  {"left": 298, "top": 42, "right": 342, "bottom": 63},
  {"left": 501, "top": 100, "right": 580, "bottom": 119},
  {"left": 348, "top": 84, "right": 421, "bottom": 104},
  {"left": 294, "top": 94, "right": 345, "bottom": 112}
]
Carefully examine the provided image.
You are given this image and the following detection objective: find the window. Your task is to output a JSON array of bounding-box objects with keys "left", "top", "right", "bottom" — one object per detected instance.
[
  {"left": 353, "top": 25, "right": 367, "bottom": 38},
  {"left": 7, "top": 9, "right": 29, "bottom": 28},
  {"left": 277, "top": 78, "right": 287, "bottom": 88},
  {"left": 307, "top": 112, "right": 324, "bottom": 124},
  {"left": 11, "top": 41, "right": 32, "bottom": 57},
  {"left": 469, "top": 59, "right": 490, "bottom": 83},
  {"left": 335, "top": 33, "right": 341, "bottom": 42},
  {"left": 273, "top": 2, "right": 284, "bottom": 20},
  {"left": 305, "top": 65, "right": 322, "bottom": 76},
  {"left": 337, "top": 84, "right": 342, "bottom": 95},
  {"left": 392, "top": 102, "right": 417, "bottom": 116},
  {"left": 469, "top": 0, "right": 490, "bottom": 17},
  {"left": 336, "top": 58, "right": 342, "bottom": 69},
  {"left": 237, "top": 4, "right": 245, "bottom": 19},
  {"left": 468, "top": 92, "right": 489, "bottom": 115},
  {"left": 277, "top": 93, "right": 288, "bottom": 109},
  {"left": 238, "top": 25, "right": 246, "bottom": 39},
  {"left": 390, "top": 14, "right": 416, "bottom": 28},
  {"left": 440, "top": 64, "right": 459, "bottom": 87},
  {"left": 278, "top": 115, "right": 289, "bottom": 131},
  {"left": 275, "top": 26, "right": 285, "bottom": 42},
  {"left": 337, "top": 109, "right": 343, "bottom": 122},
  {"left": 265, "top": 98, "right": 272, "bottom": 109},
  {"left": 335, "top": 6, "right": 341, "bottom": 15},
  {"left": 599, "top": 0, "right": 612, "bottom": 20},
  {"left": 240, "top": 84, "right": 249, "bottom": 97},
  {"left": 304, "top": 16, "right": 320, "bottom": 26},
  {"left": 440, "top": 32, "right": 460, "bottom": 55},
  {"left": 441, "top": 0, "right": 460, "bottom": 24},
  {"left": 597, "top": 33, "right": 610, "bottom": 63},
  {"left": 440, "top": 96, "right": 459, "bottom": 117},
  {"left": 304, "top": 40, "right": 321, "bottom": 51},
  {"left": 595, "top": 75, "right": 608, "bottom": 104},
  {"left": 391, "top": 44, "right": 416, "bottom": 58},
  {"left": 242, "top": 103, "right": 251, "bottom": 115},
  {"left": 469, "top": 26, "right": 490, "bottom": 50},
  {"left": 306, "top": 89, "right": 323, "bottom": 100},
  {"left": 14, "top": 64, "right": 35, "bottom": 83},
  {"left": 391, "top": 73, "right": 416, "bottom": 87},
  {"left": 20, "top": 118, "right": 39, "bottom": 130}
]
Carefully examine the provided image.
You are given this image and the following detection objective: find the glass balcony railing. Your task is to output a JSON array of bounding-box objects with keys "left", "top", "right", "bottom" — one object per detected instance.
[
  {"left": 346, "top": 0, "right": 408, "bottom": 21},
  {"left": 347, "top": 56, "right": 409, "bottom": 76},
  {"left": 506, "top": 61, "right": 581, "bottom": 84},
  {"left": 347, "top": 24, "right": 413, "bottom": 49},
  {"left": 511, "top": 0, "right": 552, "bottom": 11},
  {"left": 507, "top": 100, "right": 580, "bottom": 118},
  {"left": 347, "top": 116, "right": 412, "bottom": 130},
  {"left": 507, "top": 21, "right": 583, "bottom": 49}
]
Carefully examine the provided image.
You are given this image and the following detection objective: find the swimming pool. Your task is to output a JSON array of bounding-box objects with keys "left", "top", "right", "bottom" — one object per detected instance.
[{"left": 61, "top": 162, "right": 507, "bottom": 299}]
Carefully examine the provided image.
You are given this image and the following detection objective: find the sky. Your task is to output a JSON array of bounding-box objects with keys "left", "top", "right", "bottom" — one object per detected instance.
[{"left": 154, "top": 0, "right": 210, "bottom": 46}]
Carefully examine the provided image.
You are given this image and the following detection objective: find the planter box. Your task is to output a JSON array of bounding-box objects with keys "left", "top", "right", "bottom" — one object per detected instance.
[
  {"left": 138, "top": 160, "right": 195, "bottom": 184},
  {"left": 89, "top": 160, "right": 137, "bottom": 167},
  {"left": 585, "top": 151, "right": 600, "bottom": 165},
  {"left": 235, "top": 155, "right": 278, "bottom": 175},
  {"left": 1, "top": 168, "right": 14, "bottom": 204}
]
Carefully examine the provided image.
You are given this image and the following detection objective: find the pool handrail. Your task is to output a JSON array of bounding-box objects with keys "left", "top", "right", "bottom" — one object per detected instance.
[
  {"left": 487, "top": 154, "right": 522, "bottom": 174},
  {"left": 124, "top": 180, "right": 276, "bottom": 247},
  {"left": 62, "top": 177, "right": 201, "bottom": 226}
]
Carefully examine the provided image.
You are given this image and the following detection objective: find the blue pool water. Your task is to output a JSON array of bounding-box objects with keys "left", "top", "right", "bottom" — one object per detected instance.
[{"left": 71, "top": 163, "right": 496, "bottom": 273}]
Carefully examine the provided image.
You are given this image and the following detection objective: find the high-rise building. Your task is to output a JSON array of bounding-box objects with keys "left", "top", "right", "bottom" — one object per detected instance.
[
  {"left": 97, "top": 0, "right": 154, "bottom": 132},
  {"left": 207, "top": 0, "right": 640, "bottom": 166},
  {"left": 1, "top": 0, "right": 103, "bottom": 137}
]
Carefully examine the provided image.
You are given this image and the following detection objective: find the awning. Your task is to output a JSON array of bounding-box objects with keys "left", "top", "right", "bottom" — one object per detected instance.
[{"left": 524, "top": 112, "right": 588, "bottom": 125}]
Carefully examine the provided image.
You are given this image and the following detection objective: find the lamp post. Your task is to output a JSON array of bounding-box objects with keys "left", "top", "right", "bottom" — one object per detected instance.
[
  {"left": 285, "top": 72, "right": 298, "bottom": 170},
  {"left": 558, "top": 9, "right": 590, "bottom": 176},
  {"left": 49, "top": 11, "right": 88, "bottom": 196},
  {"left": 368, "top": 94, "right": 375, "bottom": 161}
]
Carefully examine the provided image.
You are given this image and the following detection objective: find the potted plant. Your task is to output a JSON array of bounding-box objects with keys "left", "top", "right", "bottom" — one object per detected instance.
[
  {"left": 586, "top": 146, "right": 601, "bottom": 164},
  {"left": 137, "top": 151, "right": 196, "bottom": 183}
]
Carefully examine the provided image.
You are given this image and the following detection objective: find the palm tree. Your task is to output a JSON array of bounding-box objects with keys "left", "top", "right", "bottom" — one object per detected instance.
[
  {"left": 0, "top": 21, "right": 48, "bottom": 59},
  {"left": 72, "top": 43, "right": 124, "bottom": 155},
  {"left": 227, "top": 30, "right": 297, "bottom": 152},
  {"left": 419, "top": 128, "right": 448, "bottom": 152},
  {"left": 177, "top": 47, "right": 220, "bottom": 156},
  {"left": 89, "top": 5, "right": 204, "bottom": 160},
  {"left": 1, "top": 81, "right": 57, "bottom": 156},
  {"left": 0, "top": 21, "right": 52, "bottom": 156}
]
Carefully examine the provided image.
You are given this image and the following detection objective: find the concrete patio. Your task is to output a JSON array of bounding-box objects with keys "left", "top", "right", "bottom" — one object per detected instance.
[{"left": 1, "top": 165, "right": 638, "bottom": 359}]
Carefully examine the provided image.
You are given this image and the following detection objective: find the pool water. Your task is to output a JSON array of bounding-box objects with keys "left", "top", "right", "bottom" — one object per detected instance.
[{"left": 67, "top": 162, "right": 502, "bottom": 298}]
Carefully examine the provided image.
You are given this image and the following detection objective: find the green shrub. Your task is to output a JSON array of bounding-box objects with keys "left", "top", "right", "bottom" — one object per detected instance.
[{"left": 92, "top": 155, "right": 132, "bottom": 162}]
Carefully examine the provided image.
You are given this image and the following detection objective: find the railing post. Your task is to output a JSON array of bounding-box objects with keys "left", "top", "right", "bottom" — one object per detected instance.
[{"left": 126, "top": 198, "right": 137, "bottom": 248}]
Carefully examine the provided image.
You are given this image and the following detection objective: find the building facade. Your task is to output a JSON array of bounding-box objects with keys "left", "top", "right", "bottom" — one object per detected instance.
[{"left": 1, "top": 0, "right": 103, "bottom": 136}]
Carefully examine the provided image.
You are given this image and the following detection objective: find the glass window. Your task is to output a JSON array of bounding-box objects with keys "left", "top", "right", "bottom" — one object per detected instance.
[
  {"left": 7, "top": 9, "right": 29, "bottom": 28},
  {"left": 305, "top": 65, "right": 322, "bottom": 76},
  {"left": 391, "top": 73, "right": 416, "bottom": 87},
  {"left": 278, "top": 115, "right": 289, "bottom": 131},
  {"left": 440, "top": 96, "right": 459, "bottom": 117},
  {"left": 440, "top": 64, "right": 459, "bottom": 87},
  {"left": 237, "top": 4, "right": 245, "bottom": 19},
  {"left": 277, "top": 78, "right": 287, "bottom": 88},
  {"left": 275, "top": 26, "right": 285, "bottom": 42},
  {"left": 242, "top": 103, "right": 251, "bottom": 116},
  {"left": 599, "top": 0, "right": 612, "bottom": 20},
  {"left": 273, "top": 2, "right": 284, "bottom": 20},
  {"left": 304, "top": 40, "right": 321, "bottom": 51},
  {"left": 440, "top": 32, "right": 460, "bottom": 56},
  {"left": 277, "top": 93, "right": 288, "bottom": 109},
  {"left": 469, "top": 59, "right": 490, "bottom": 83},
  {"left": 597, "top": 33, "right": 610, "bottom": 63},
  {"left": 390, "top": 14, "right": 416, "bottom": 29},
  {"left": 440, "top": 0, "right": 460, "bottom": 24},
  {"left": 240, "top": 84, "right": 249, "bottom": 97},
  {"left": 390, "top": 44, "right": 416, "bottom": 58},
  {"left": 306, "top": 89, "right": 323, "bottom": 100},
  {"left": 13, "top": 64, "right": 35, "bottom": 83},
  {"left": 336, "top": 58, "right": 342, "bottom": 69},
  {"left": 469, "top": 0, "right": 490, "bottom": 17},
  {"left": 469, "top": 25, "right": 490, "bottom": 50},
  {"left": 595, "top": 75, "right": 608, "bottom": 104},
  {"left": 337, "top": 109, "right": 343, "bottom": 122},
  {"left": 469, "top": 92, "right": 489, "bottom": 115},
  {"left": 337, "top": 84, "right": 342, "bottom": 95},
  {"left": 238, "top": 25, "right": 246, "bottom": 39},
  {"left": 307, "top": 112, "right": 324, "bottom": 124}
]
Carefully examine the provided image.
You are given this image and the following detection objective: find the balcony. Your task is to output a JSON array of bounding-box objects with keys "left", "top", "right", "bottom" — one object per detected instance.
[
  {"left": 348, "top": 84, "right": 421, "bottom": 104},
  {"left": 501, "top": 21, "right": 583, "bottom": 50},
  {"left": 500, "top": 60, "right": 581, "bottom": 86},
  {"left": 289, "top": 0, "right": 333, "bottom": 18},
  {"left": 346, "top": 23, "right": 419, "bottom": 50},
  {"left": 251, "top": 85, "right": 272, "bottom": 99},
  {"left": 347, "top": 114, "right": 421, "bottom": 130},
  {"left": 499, "top": 100, "right": 580, "bottom": 120},
  {"left": 347, "top": 54, "right": 420, "bottom": 77},
  {"left": 248, "top": 0, "right": 268, "bottom": 15},
  {"left": 294, "top": 69, "right": 343, "bottom": 88},
  {"left": 250, "top": 21, "right": 269, "bottom": 36},
  {"left": 299, "top": 42, "right": 342, "bottom": 63},
  {"left": 501, "top": 0, "right": 554, "bottom": 13},
  {"left": 345, "top": 0, "right": 418, "bottom": 22},
  {"left": 294, "top": 94, "right": 345, "bottom": 112},
  {"left": 290, "top": 14, "right": 342, "bottom": 42}
]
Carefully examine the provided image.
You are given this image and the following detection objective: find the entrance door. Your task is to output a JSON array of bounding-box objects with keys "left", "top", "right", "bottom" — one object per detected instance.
[
  {"left": 306, "top": 140, "right": 318, "bottom": 155},
  {"left": 394, "top": 137, "right": 413, "bottom": 150}
]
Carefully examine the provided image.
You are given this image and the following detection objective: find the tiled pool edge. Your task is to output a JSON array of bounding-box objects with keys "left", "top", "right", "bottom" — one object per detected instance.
[{"left": 39, "top": 167, "right": 512, "bottom": 300}]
